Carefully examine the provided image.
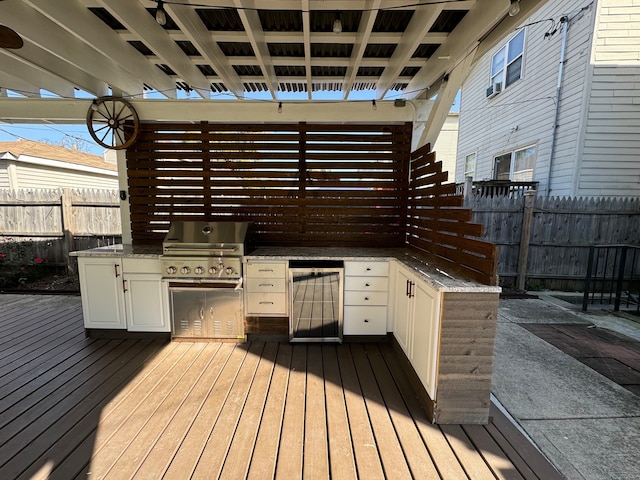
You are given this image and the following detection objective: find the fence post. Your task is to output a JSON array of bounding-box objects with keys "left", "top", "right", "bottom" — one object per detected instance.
[
  {"left": 516, "top": 190, "right": 536, "bottom": 291},
  {"left": 60, "top": 188, "right": 74, "bottom": 273},
  {"left": 463, "top": 176, "right": 473, "bottom": 200}
]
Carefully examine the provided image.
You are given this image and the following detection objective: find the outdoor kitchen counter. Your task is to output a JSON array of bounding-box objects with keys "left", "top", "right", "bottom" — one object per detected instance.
[
  {"left": 70, "top": 244, "right": 162, "bottom": 258},
  {"left": 246, "top": 246, "right": 500, "bottom": 293}
]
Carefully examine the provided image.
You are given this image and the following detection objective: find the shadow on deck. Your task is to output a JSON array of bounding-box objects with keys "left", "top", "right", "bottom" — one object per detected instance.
[{"left": 0, "top": 294, "right": 562, "bottom": 479}]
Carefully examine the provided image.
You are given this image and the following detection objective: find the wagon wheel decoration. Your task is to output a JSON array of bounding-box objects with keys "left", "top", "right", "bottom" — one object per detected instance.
[{"left": 86, "top": 96, "right": 140, "bottom": 150}]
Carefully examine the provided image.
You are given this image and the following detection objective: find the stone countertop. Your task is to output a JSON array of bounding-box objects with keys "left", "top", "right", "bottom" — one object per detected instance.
[
  {"left": 70, "top": 244, "right": 162, "bottom": 258},
  {"left": 70, "top": 244, "right": 500, "bottom": 293},
  {"left": 246, "top": 247, "right": 501, "bottom": 294}
]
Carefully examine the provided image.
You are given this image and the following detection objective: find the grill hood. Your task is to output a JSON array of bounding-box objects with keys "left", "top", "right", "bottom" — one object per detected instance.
[{"left": 162, "top": 221, "right": 252, "bottom": 256}]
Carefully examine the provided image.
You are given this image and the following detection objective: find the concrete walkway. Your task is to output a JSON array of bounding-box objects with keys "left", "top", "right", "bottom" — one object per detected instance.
[{"left": 494, "top": 293, "right": 640, "bottom": 480}]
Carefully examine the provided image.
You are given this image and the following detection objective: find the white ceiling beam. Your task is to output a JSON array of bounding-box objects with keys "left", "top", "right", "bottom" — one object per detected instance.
[
  {"left": 0, "top": 0, "right": 144, "bottom": 96},
  {"left": 375, "top": 4, "right": 444, "bottom": 99},
  {"left": 416, "top": 48, "right": 476, "bottom": 151},
  {"left": 7, "top": 41, "right": 108, "bottom": 97},
  {"left": 119, "top": 30, "right": 450, "bottom": 45},
  {"left": 0, "top": 98, "right": 414, "bottom": 123},
  {"left": 97, "top": 0, "right": 211, "bottom": 98},
  {"left": 25, "top": 0, "right": 177, "bottom": 98},
  {"left": 342, "top": 0, "right": 381, "bottom": 100},
  {"left": 302, "top": 0, "right": 312, "bottom": 100},
  {"left": 123, "top": 0, "right": 423, "bottom": 10},
  {"left": 0, "top": 49, "right": 75, "bottom": 98},
  {"left": 234, "top": 0, "right": 277, "bottom": 99},
  {"left": 405, "top": 0, "right": 549, "bottom": 99},
  {"left": 165, "top": 3, "right": 244, "bottom": 97},
  {"left": 0, "top": 72, "right": 42, "bottom": 98}
]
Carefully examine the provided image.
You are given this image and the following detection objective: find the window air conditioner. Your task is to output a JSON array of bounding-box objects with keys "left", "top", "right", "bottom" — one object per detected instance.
[{"left": 486, "top": 82, "right": 502, "bottom": 98}]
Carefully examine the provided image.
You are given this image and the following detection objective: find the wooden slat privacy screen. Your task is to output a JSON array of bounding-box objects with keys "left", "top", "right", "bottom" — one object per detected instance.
[
  {"left": 126, "top": 122, "right": 412, "bottom": 247},
  {"left": 406, "top": 144, "right": 498, "bottom": 285}
]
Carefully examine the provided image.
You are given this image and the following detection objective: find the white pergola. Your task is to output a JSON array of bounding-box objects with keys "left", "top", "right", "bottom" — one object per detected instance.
[{"left": 0, "top": 0, "right": 548, "bottom": 150}]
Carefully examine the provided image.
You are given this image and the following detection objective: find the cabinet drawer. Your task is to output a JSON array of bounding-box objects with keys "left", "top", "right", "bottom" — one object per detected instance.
[
  {"left": 246, "top": 262, "right": 286, "bottom": 278},
  {"left": 344, "top": 276, "right": 388, "bottom": 292},
  {"left": 344, "top": 290, "right": 388, "bottom": 306},
  {"left": 345, "top": 261, "right": 389, "bottom": 277},
  {"left": 122, "top": 257, "right": 161, "bottom": 274},
  {"left": 246, "top": 277, "right": 286, "bottom": 293},
  {"left": 246, "top": 292, "right": 287, "bottom": 315},
  {"left": 344, "top": 306, "right": 387, "bottom": 335}
]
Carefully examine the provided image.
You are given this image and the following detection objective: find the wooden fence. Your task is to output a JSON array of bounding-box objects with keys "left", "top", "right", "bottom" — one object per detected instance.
[
  {"left": 466, "top": 194, "right": 640, "bottom": 290},
  {"left": 0, "top": 188, "right": 121, "bottom": 271}
]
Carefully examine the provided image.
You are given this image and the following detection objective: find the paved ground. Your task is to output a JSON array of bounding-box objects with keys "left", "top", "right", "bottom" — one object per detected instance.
[{"left": 494, "top": 293, "right": 640, "bottom": 480}]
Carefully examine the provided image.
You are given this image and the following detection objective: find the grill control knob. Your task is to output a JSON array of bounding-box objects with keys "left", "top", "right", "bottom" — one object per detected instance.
[
  {"left": 225, "top": 267, "right": 235, "bottom": 275},
  {"left": 166, "top": 266, "right": 177, "bottom": 274},
  {"left": 208, "top": 266, "right": 217, "bottom": 274},
  {"left": 180, "top": 266, "right": 190, "bottom": 275},
  {"left": 194, "top": 266, "right": 204, "bottom": 275}
]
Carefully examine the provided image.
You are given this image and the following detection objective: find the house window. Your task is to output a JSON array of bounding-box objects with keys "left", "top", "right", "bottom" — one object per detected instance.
[
  {"left": 493, "top": 145, "right": 536, "bottom": 181},
  {"left": 464, "top": 152, "right": 476, "bottom": 179},
  {"left": 490, "top": 29, "right": 525, "bottom": 90}
]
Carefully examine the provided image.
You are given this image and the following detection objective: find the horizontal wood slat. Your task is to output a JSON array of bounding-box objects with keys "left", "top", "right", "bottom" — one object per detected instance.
[
  {"left": 127, "top": 122, "right": 412, "bottom": 247},
  {"left": 407, "top": 147, "right": 498, "bottom": 285}
]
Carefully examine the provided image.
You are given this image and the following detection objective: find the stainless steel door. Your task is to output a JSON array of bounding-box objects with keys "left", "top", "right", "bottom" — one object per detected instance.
[{"left": 170, "top": 286, "right": 244, "bottom": 339}]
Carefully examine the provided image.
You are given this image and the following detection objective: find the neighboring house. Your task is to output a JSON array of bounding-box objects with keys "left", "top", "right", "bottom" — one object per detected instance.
[
  {"left": 432, "top": 112, "right": 459, "bottom": 183},
  {"left": 456, "top": 0, "right": 640, "bottom": 197},
  {"left": 0, "top": 139, "right": 117, "bottom": 189}
]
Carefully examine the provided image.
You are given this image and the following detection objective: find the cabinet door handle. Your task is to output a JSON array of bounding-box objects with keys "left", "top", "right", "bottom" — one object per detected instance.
[
  {"left": 364, "top": 319, "right": 369, "bottom": 323},
  {"left": 122, "top": 279, "right": 128, "bottom": 293},
  {"left": 406, "top": 279, "right": 411, "bottom": 297},
  {"left": 409, "top": 281, "right": 415, "bottom": 298},
  {"left": 115, "top": 264, "right": 120, "bottom": 277}
]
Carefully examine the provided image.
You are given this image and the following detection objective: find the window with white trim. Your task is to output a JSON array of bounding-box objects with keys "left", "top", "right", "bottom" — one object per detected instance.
[
  {"left": 490, "top": 29, "right": 525, "bottom": 91},
  {"left": 493, "top": 145, "right": 536, "bottom": 181},
  {"left": 464, "top": 152, "right": 476, "bottom": 179}
]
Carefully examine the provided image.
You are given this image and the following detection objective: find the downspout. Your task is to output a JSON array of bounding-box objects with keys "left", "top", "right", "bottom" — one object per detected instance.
[{"left": 545, "top": 16, "right": 569, "bottom": 197}]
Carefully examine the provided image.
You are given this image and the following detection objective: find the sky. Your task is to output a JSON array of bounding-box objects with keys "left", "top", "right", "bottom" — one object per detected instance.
[{"left": 0, "top": 90, "right": 460, "bottom": 158}]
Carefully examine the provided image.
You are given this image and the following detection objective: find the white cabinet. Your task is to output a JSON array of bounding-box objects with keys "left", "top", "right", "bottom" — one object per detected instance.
[
  {"left": 245, "top": 261, "right": 288, "bottom": 316},
  {"left": 392, "top": 262, "right": 441, "bottom": 399},
  {"left": 78, "top": 256, "right": 169, "bottom": 332},
  {"left": 78, "top": 257, "right": 126, "bottom": 330},
  {"left": 122, "top": 258, "right": 169, "bottom": 332},
  {"left": 343, "top": 260, "right": 389, "bottom": 335}
]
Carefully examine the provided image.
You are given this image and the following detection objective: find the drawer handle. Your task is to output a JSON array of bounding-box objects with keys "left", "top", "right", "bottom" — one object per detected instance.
[
  {"left": 259, "top": 301, "right": 274, "bottom": 305},
  {"left": 366, "top": 267, "right": 371, "bottom": 271},
  {"left": 364, "top": 319, "right": 369, "bottom": 323},
  {"left": 258, "top": 269, "right": 274, "bottom": 272},
  {"left": 259, "top": 283, "right": 274, "bottom": 287},
  {"left": 364, "top": 297, "right": 369, "bottom": 301},
  {"left": 365, "top": 283, "right": 370, "bottom": 287}
]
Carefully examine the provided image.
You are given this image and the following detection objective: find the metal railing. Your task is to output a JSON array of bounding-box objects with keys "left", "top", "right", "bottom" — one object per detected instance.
[
  {"left": 582, "top": 245, "right": 640, "bottom": 313},
  {"left": 455, "top": 180, "right": 539, "bottom": 198}
]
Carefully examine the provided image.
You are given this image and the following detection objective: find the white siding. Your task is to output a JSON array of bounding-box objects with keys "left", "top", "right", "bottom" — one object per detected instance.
[
  {"left": 457, "top": 0, "right": 595, "bottom": 196},
  {"left": 578, "top": 1, "right": 640, "bottom": 196},
  {"left": 0, "top": 161, "right": 11, "bottom": 188},
  {"left": 432, "top": 113, "right": 459, "bottom": 182},
  {"left": 14, "top": 163, "right": 118, "bottom": 190}
]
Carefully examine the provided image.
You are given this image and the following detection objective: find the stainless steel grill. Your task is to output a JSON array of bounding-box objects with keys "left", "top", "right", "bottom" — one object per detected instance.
[
  {"left": 160, "top": 221, "right": 252, "bottom": 281},
  {"left": 160, "top": 221, "right": 253, "bottom": 340}
]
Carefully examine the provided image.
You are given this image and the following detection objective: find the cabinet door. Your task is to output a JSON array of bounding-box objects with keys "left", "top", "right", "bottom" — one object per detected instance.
[
  {"left": 124, "top": 273, "right": 169, "bottom": 332},
  {"left": 410, "top": 278, "right": 440, "bottom": 399},
  {"left": 393, "top": 265, "right": 413, "bottom": 355},
  {"left": 78, "top": 257, "right": 126, "bottom": 329}
]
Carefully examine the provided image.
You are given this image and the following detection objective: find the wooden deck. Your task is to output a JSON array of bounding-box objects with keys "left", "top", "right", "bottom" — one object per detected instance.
[{"left": 0, "top": 295, "right": 562, "bottom": 480}]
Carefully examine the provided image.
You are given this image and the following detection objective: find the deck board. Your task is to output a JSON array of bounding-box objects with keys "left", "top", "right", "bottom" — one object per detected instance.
[{"left": 0, "top": 294, "right": 562, "bottom": 480}]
